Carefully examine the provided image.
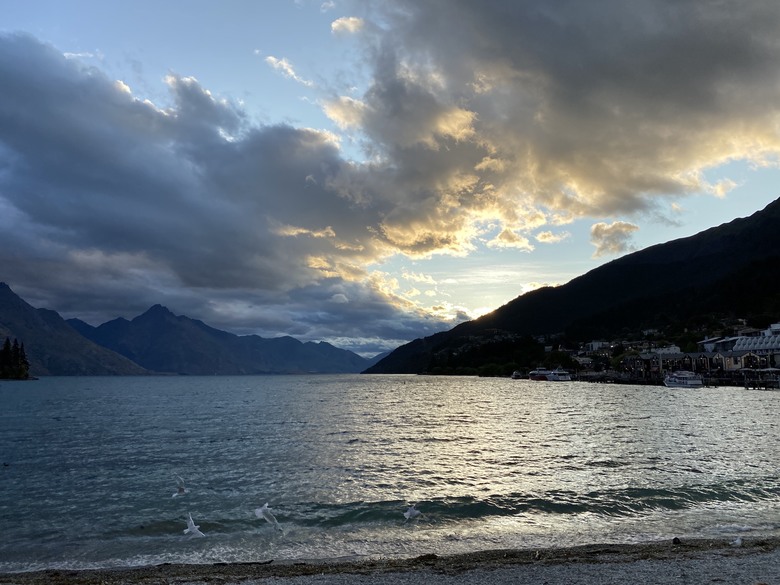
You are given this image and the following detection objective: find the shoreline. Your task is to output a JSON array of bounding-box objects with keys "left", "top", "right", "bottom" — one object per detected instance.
[{"left": 2, "top": 537, "right": 779, "bottom": 585}]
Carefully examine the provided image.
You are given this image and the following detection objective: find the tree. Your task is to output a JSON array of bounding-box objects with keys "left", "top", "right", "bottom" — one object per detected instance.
[
  {"left": 0, "top": 337, "right": 30, "bottom": 380},
  {"left": 0, "top": 337, "right": 10, "bottom": 363}
]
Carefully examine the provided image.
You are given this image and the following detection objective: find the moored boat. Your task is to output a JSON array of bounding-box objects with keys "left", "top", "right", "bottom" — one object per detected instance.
[
  {"left": 527, "top": 367, "right": 572, "bottom": 381},
  {"left": 663, "top": 370, "right": 703, "bottom": 388}
]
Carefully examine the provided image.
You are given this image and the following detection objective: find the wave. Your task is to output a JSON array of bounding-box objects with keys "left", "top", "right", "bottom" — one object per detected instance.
[{"left": 275, "top": 478, "right": 780, "bottom": 527}]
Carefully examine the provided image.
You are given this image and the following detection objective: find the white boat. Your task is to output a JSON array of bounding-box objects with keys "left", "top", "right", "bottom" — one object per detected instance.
[
  {"left": 528, "top": 367, "right": 572, "bottom": 381},
  {"left": 663, "top": 370, "right": 703, "bottom": 388}
]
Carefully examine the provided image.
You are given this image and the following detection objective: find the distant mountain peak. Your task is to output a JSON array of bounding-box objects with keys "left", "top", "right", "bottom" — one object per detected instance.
[
  {"left": 52, "top": 301, "right": 370, "bottom": 375},
  {"left": 0, "top": 283, "right": 148, "bottom": 376},
  {"left": 0, "top": 282, "right": 20, "bottom": 298},
  {"left": 2, "top": 284, "right": 371, "bottom": 375},
  {"left": 135, "top": 304, "right": 175, "bottom": 320}
]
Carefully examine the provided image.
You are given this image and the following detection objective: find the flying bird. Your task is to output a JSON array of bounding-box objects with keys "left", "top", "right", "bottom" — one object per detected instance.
[
  {"left": 403, "top": 504, "right": 422, "bottom": 522},
  {"left": 255, "top": 503, "right": 282, "bottom": 531},
  {"left": 172, "top": 475, "right": 188, "bottom": 498},
  {"left": 183, "top": 513, "right": 205, "bottom": 537}
]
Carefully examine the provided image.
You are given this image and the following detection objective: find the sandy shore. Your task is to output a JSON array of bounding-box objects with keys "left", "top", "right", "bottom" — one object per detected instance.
[{"left": 1, "top": 537, "right": 779, "bottom": 585}]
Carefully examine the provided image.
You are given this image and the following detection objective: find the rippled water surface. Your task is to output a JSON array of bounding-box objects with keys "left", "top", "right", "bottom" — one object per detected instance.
[{"left": 1, "top": 375, "right": 779, "bottom": 572}]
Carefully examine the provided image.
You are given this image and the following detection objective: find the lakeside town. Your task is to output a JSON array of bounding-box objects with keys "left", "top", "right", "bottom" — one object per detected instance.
[{"left": 552, "top": 321, "right": 780, "bottom": 388}]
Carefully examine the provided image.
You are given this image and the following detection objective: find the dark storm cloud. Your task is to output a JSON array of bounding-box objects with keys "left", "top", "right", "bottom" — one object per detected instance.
[{"left": 0, "top": 33, "right": 454, "bottom": 352}]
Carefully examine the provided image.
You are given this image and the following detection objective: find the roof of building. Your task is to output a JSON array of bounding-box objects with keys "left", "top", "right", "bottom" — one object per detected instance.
[{"left": 733, "top": 335, "right": 780, "bottom": 352}]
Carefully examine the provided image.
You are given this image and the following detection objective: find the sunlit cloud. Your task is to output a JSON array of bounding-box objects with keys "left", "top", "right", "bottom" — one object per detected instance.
[
  {"left": 430, "top": 300, "right": 469, "bottom": 319},
  {"left": 275, "top": 224, "right": 337, "bottom": 239},
  {"left": 265, "top": 55, "right": 314, "bottom": 87},
  {"left": 710, "top": 178, "right": 738, "bottom": 198},
  {"left": 337, "top": 0, "right": 780, "bottom": 234},
  {"left": 486, "top": 228, "right": 534, "bottom": 251},
  {"left": 432, "top": 107, "right": 476, "bottom": 143},
  {"left": 590, "top": 221, "right": 640, "bottom": 258},
  {"left": 401, "top": 270, "right": 437, "bottom": 285},
  {"left": 535, "top": 231, "right": 571, "bottom": 244},
  {"left": 323, "top": 96, "right": 366, "bottom": 129},
  {"left": 523, "top": 281, "right": 552, "bottom": 293},
  {"left": 331, "top": 16, "right": 364, "bottom": 35}
]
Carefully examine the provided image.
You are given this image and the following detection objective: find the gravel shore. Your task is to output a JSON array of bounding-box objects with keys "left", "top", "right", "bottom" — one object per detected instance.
[{"left": 1, "top": 537, "right": 778, "bottom": 585}]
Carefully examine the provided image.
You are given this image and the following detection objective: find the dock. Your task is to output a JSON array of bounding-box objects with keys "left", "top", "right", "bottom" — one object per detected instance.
[{"left": 743, "top": 377, "right": 780, "bottom": 390}]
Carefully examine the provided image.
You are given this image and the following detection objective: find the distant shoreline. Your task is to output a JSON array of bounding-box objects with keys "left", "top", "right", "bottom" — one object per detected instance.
[{"left": 2, "top": 537, "right": 779, "bottom": 585}]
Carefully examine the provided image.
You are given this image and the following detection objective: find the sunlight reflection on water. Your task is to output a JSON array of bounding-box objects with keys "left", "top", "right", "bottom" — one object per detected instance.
[{"left": 1, "top": 374, "right": 779, "bottom": 571}]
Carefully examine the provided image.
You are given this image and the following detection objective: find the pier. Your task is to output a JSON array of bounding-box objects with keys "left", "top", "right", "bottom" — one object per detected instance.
[{"left": 743, "top": 377, "right": 780, "bottom": 390}]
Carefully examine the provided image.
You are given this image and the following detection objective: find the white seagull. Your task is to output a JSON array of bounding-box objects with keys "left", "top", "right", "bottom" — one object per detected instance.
[
  {"left": 403, "top": 504, "right": 422, "bottom": 522},
  {"left": 172, "top": 475, "right": 188, "bottom": 498},
  {"left": 255, "top": 503, "right": 283, "bottom": 531},
  {"left": 183, "top": 513, "right": 205, "bottom": 537}
]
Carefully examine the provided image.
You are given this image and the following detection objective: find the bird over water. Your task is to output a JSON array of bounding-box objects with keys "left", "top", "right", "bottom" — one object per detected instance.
[
  {"left": 255, "top": 503, "right": 283, "bottom": 531},
  {"left": 404, "top": 504, "right": 421, "bottom": 522},
  {"left": 183, "top": 513, "right": 205, "bottom": 537},
  {"left": 172, "top": 475, "right": 188, "bottom": 498}
]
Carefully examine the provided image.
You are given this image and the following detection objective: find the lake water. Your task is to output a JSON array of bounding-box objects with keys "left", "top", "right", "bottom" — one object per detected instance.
[{"left": 1, "top": 375, "right": 779, "bottom": 572}]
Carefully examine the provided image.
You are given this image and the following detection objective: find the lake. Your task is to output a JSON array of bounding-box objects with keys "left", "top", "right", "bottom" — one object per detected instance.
[{"left": 1, "top": 374, "right": 779, "bottom": 572}]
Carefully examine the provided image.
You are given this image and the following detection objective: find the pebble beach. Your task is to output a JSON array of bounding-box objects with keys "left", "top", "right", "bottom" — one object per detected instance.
[{"left": 2, "top": 538, "right": 779, "bottom": 585}]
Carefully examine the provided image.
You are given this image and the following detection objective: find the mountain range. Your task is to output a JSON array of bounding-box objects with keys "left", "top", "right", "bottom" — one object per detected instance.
[
  {"left": 68, "top": 305, "right": 374, "bottom": 375},
  {"left": 0, "top": 283, "right": 147, "bottom": 376},
  {"left": 0, "top": 285, "right": 378, "bottom": 376},
  {"left": 366, "top": 197, "right": 780, "bottom": 373},
  {"left": 4, "top": 197, "right": 779, "bottom": 377}
]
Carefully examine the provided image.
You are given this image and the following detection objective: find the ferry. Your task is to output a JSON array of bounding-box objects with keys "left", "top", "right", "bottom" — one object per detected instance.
[
  {"left": 663, "top": 370, "right": 704, "bottom": 388},
  {"left": 528, "top": 367, "right": 572, "bottom": 381}
]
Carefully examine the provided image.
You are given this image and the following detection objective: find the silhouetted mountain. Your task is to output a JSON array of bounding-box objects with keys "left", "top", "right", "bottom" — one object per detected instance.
[
  {"left": 71, "top": 305, "right": 372, "bottom": 375},
  {"left": 0, "top": 283, "right": 149, "bottom": 376},
  {"left": 366, "top": 198, "right": 780, "bottom": 373}
]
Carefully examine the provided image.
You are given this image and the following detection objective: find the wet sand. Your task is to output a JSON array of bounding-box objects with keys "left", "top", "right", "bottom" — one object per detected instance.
[{"left": 1, "top": 537, "right": 779, "bottom": 585}]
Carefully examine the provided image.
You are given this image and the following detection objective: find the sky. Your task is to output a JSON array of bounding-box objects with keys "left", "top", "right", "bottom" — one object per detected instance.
[{"left": 2, "top": 0, "right": 780, "bottom": 356}]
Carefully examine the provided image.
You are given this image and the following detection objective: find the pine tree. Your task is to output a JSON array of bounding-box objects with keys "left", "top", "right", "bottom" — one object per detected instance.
[
  {"left": 11, "top": 339, "right": 20, "bottom": 374},
  {"left": 0, "top": 337, "right": 10, "bottom": 378},
  {"left": 19, "top": 342, "right": 30, "bottom": 379},
  {"left": 0, "top": 337, "right": 30, "bottom": 379}
]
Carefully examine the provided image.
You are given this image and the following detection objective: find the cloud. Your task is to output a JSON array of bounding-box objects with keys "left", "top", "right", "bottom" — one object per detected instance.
[
  {"left": 114, "top": 80, "right": 132, "bottom": 94},
  {"left": 274, "top": 224, "right": 337, "bottom": 239},
  {"left": 331, "top": 16, "right": 365, "bottom": 35},
  {"left": 63, "top": 50, "right": 101, "bottom": 60},
  {"left": 0, "top": 33, "right": 455, "bottom": 354},
  {"left": 486, "top": 228, "right": 534, "bottom": 251},
  {"left": 336, "top": 0, "right": 780, "bottom": 224},
  {"left": 4, "top": 0, "right": 780, "bottom": 352},
  {"left": 402, "top": 270, "right": 437, "bottom": 285},
  {"left": 710, "top": 179, "right": 738, "bottom": 199},
  {"left": 264, "top": 55, "right": 314, "bottom": 87},
  {"left": 535, "top": 231, "right": 570, "bottom": 244},
  {"left": 590, "top": 221, "right": 639, "bottom": 258},
  {"left": 323, "top": 96, "right": 366, "bottom": 129}
]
